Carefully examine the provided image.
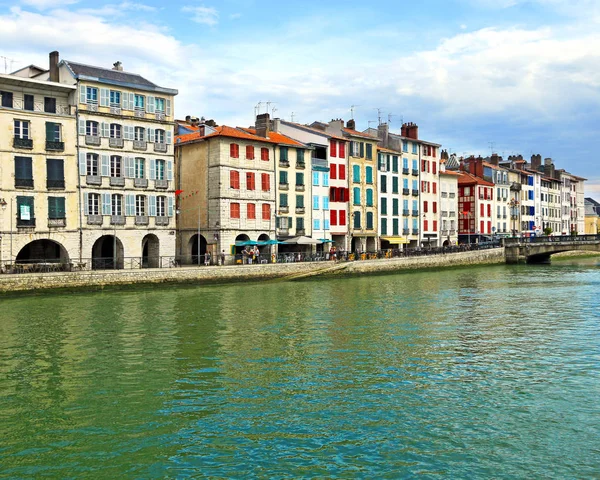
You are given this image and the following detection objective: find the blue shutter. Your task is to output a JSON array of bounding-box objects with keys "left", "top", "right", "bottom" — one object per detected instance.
[{"left": 149, "top": 195, "right": 157, "bottom": 216}]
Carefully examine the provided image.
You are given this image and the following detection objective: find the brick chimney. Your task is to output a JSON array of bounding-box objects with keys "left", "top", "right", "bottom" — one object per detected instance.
[
  {"left": 490, "top": 153, "right": 499, "bottom": 166},
  {"left": 255, "top": 113, "right": 270, "bottom": 138},
  {"left": 49, "top": 51, "right": 59, "bottom": 82},
  {"left": 530, "top": 154, "right": 542, "bottom": 170},
  {"left": 346, "top": 119, "right": 356, "bottom": 131},
  {"left": 402, "top": 122, "right": 418, "bottom": 140}
]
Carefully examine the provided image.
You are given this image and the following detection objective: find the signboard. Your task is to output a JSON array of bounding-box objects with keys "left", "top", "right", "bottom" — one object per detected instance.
[{"left": 20, "top": 205, "right": 30, "bottom": 220}]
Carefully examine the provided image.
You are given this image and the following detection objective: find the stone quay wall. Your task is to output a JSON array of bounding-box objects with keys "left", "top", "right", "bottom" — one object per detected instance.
[{"left": 0, "top": 248, "right": 505, "bottom": 294}]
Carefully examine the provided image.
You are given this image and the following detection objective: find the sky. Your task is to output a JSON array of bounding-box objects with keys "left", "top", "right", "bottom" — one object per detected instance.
[{"left": 0, "top": 0, "right": 598, "bottom": 195}]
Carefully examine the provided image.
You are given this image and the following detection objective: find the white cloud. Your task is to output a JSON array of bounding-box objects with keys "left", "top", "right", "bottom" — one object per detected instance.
[
  {"left": 181, "top": 5, "right": 218, "bottom": 26},
  {"left": 20, "top": 0, "right": 78, "bottom": 9}
]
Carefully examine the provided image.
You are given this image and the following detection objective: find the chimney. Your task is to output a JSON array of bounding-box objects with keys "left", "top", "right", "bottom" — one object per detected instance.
[
  {"left": 377, "top": 123, "right": 389, "bottom": 147},
  {"left": 490, "top": 153, "right": 499, "bottom": 166},
  {"left": 530, "top": 154, "right": 542, "bottom": 170},
  {"left": 255, "top": 113, "right": 270, "bottom": 138},
  {"left": 407, "top": 122, "right": 419, "bottom": 140},
  {"left": 346, "top": 119, "right": 356, "bottom": 131},
  {"left": 112, "top": 61, "right": 123, "bottom": 71},
  {"left": 49, "top": 51, "right": 59, "bottom": 83},
  {"left": 272, "top": 118, "right": 281, "bottom": 133}
]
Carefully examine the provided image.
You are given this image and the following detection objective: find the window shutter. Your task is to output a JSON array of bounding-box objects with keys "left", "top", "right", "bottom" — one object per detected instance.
[
  {"left": 123, "top": 157, "right": 130, "bottom": 178},
  {"left": 149, "top": 159, "right": 156, "bottom": 180},
  {"left": 101, "top": 155, "right": 109, "bottom": 176},
  {"left": 147, "top": 96, "right": 155, "bottom": 113},
  {"left": 102, "top": 193, "right": 111, "bottom": 215},
  {"left": 166, "top": 130, "right": 172, "bottom": 145},
  {"left": 79, "top": 152, "right": 86, "bottom": 175},
  {"left": 128, "top": 93, "right": 134, "bottom": 110},
  {"left": 83, "top": 192, "right": 89, "bottom": 215},
  {"left": 78, "top": 119, "right": 85, "bottom": 135},
  {"left": 168, "top": 196, "right": 174, "bottom": 217},
  {"left": 125, "top": 194, "right": 134, "bottom": 216},
  {"left": 149, "top": 195, "right": 156, "bottom": 216},
  {"left": 360, "top": 142, "right": 364, "bottom": 158},
  {"left": 100, "top": 88, "right": 109, "bottom": 107},
  {"left": 148, "top": 128, "right": 155, "bottom": 143},
  {"left": 167, "top": 160, "right": 173, "bottom": 181},
  {"left": 80, "top": 84, "right": 86, "bottom": 104},
  {"left": 166, "top": 99, "right": 171, "bottom": 116},
  {"left": 101, "top": 122, "right": 109, "bottom": 137}
]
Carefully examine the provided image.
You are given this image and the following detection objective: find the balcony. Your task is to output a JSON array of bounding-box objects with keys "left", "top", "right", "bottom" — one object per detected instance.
[
  {"left": 296, "top": 162, "right": 306, "bottom": 170},
  {"left": 155, "top": 112, "right": 166, "bottom": 121},
  {"left": 311, "top": 157, "right": 328, "bottom": 170},
  {"left": 135, "top": 215, "right": 149, "bottom": 226},
  {"left": 441, "top": 211, "right": 448, "bottom": 217},
  {"left": 111, "top": 215, "right": 125, "bottom": 225},
  {"left": 17, "top": 218, "right": 36, "bottom": 228},
  {"left": 295, "top": 184, "right": 305, "bottom": 192},
  {"left": 110, "top": 106, "right": 122, "bottom": 115},
  {"left": 277, "top": 227, "right": 289, "bottom": 236},
  {"left": 85, "top": 135, "right": 101, "bottom": 146},
  {"left": 279, "top": 160, "right": 290, "bottom": 167},
  {"left": 133, "top": 140, "right": 147, "bottom": 151},
  {"left": 441, "top": 229, "right": 449, "bottom": 236},
  {"left": 449, "top": 192, "right": 456, "bottom": 198},
  {"left": 155, "top": 179, "right": 168, "bottom": 189},
  {"left": 279, "top": 183, "right": 289, "bottom": 191},
  {"left": 86, "top": 103, "right": 98, "bottom": 112},
  {"left": 295, "top": 207, "right": 305, "bottom": 214},
  {"left": 110, "top": 176, "right": 125, "bottom": 187},
  {"left": 14, "top": 137, "right": 33, "bottom": 149},
  {"left": 402, "top": 168, "right": 409, "bottom": 175},
  {"left": 155, "top": 216, "right": 170, "bottom": 226},
  {"left": 412, "top": 228, "right": 419, "bottom": 235},
  {"left": 412, "top": 169, "right": 419, "bottom": 176},
  {"left": 46, "top": 141, "right": 64, "bottom": 152},
  {"left": 47, "top": 179, "right": 65, "bottom": 189},
  {"left": 134, "top": 109, "right": 145, "bottom": 118},
  {"left": 402, "top": 188, "right": 410, "bottom": 195},
  {"left": 87, "top": 215, "right": 103, "bottom": 225},
  {"left": 296, "top": 228, "right": 306, "bottom": 236},
  {"left": 412, "top": 209, "right": 419, "bottom": 216},
  {"left": 450, "top": 229, "right": 456, "bottom": 235},
  {"left": 86, "top": 175, "right": 102, "bottom": 186},
  {"left": 403, "top": 209, "right": 410, "bottom": 216},
  {"left": 48, "top": 218, "right": 66, "bottom": 228},
  {"left": 441, "top": 192, "right": 448, "bottom": 198},
  {"left": 154, "top": 142, "right": 167, "bottom": 153},
  {"left": 15, "top": 178, "right": 34, "bottom": 188},
  {"left": 134, "top": 178, "right": 148, "bottom": 188},
  {"left": 109, "top": 137, "right": 124, "bottom": 148},
  {"left": 279, "top": 206, "right": 289, "bottom": 214},
  {"left": 412, "top": 190, "right": 419, "bottom": 197}
]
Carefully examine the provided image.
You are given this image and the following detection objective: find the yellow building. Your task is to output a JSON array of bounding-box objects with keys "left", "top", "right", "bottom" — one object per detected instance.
[
  {"left": 584, "top": 198, "right": 599, "bottom": 234},
  {"left": 0, "top": 72, "right": 77, "bottom": 268}
]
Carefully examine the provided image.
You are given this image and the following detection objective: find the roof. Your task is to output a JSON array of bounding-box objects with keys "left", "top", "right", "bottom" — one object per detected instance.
[
  {"left": 482, "top": 161, "right": 499, "bottom": 169},
  {"left": 241, "top": 128, "right": 306, "bottom": 147},
  {"left": 342, "top": 127, "right": 379, "bottom": 140},
  {"left": 177, "top": 125, "right": 283, "bottom": 146},
  {"left": 280, "top": 120, "right": 348, "bottom": 142},
  {"left": 62, "top": 60, "right": 178, "bottom": 95},
  {"left": 377, "top": 146, "right": 402, "bottom": 155},
  {"left": 440, "top": 169, "right": 460, "bottom": 176},
  {"left": 457, "top": 171, "right": 495, "bottom": 187},
  {"left": 0, "top": 72, "right": 76, "bottom": 91}
]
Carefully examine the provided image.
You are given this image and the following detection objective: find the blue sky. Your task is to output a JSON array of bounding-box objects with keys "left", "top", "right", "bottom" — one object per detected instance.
[{"left": 1, "top": 0, "right": 599, "bottom": 194}]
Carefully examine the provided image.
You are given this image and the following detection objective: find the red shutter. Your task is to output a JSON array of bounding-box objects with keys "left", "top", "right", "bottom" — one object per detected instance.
[
  {"left": 480, "top": 203, "right": 484, "bottom": 216},
  {"left": 261, "top": 173, "right": 270, "bottom": 191},
  {"left": 339, "top": 164, "right": 346, "bottom": 180},
  {"left": 345, "top": 188, "right": 350, "bottom": 202},
  {"left": 339, "top": 142, "right": 345, "bottom": 158},
  {"left": 330, "top": 209, "right": 337, "bottom": 226},
  {"left": 424, "top": 219, "right": 428, "bottom": 232},
  {"left": 330, "top": 164, "right": 337, "bottom": 179},
  {"left": 433, "top": 202, "right": 437, "bottom": 214},
  {"left": 246, "top": 145, "right": 254, "bottom": 160},
  {"left": 433, "top": 220, "right": 437, "bottom": 231},
  {"left": 261, "top": 147, "right": 269, "bottom": 161},
  {"left": 230, "top": 170, "right": 239, "bottom": 189},
  {"left": 230, "top": 202, "right": 240, "bottom": 218},
  {"left": 330, "top": 140, "right": 337, "bottom": 158},
  {"left": 247, "top": 203, "right": 256, "bottom": 219},
  {"left": 433, "top": 182, "right": 437, "bottom": 194},
  {"left": 424, "top": 201, "right": 428, "bottom": 213},
  {"left": 262, "top": 203, "right": 271, "bottom": 220},
  {"left": 487, "top": 204, "right": 491, "bottom": 217},
  {"left": 432, "top": 162, "right": 437, "bottom": 174},
  {"left": 339, "top": 209, "right": 346, "bottom": 226}
]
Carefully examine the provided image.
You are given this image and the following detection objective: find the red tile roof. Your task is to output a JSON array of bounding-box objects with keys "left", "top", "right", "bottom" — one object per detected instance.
[
  {"left": 241, "top": 128, "right": 305, "bottom": 147},
  {"left": 342, "top": 127, "right": 379, "bottom": 140},
  {"left": 377, "top": 146, "right": 402, "bottom": 155},
  {"left": 457, "top": 171, "right": 495, "bottom": 187},
  {"left": 176, "top": 125, "right": 282, "bottom": 145}
]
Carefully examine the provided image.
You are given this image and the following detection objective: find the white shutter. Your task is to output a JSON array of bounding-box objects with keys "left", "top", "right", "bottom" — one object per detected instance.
[
  {"left": 165, "top": 130, "right": 172, "bottom": 145},
  {"left": 100, "top": 88, "right": 109, "bottom": 107},
  {"left": 148, "top": 128, "right": 155, "bottom": 143},
  {"left": 122, "top": 157, "right": 130, "bottom": 178},
  {"left": 102, "top": 193, "right": 111, "bottom": 215},
  {"left": 83, "top": 192, "right": 89, "bottom": 215},
  {"left": 168, "top": 196, "right": 174, "bottom": 217},
  {"left": 121, "top": 92, "right": 128, "bottom": 109},
  {"left": 147, "top": 96, "right": 155, "bottom": 113},
  {"left": 128, "top": 157, "right": 136, "bottom": 178},
  {"left": 78, "top": 119, "right": 86, "bottom": 135},
  {"left": 79, "top": 152, "right": 86, "bottom": 175},
  {"left": 80, "top": 84, "right": 87, "bottom": 104},
  {"left": 128, "top": 93, "right": 134, "bottom": 111},
  {"left": 149, "top": 159, "right": 156, "bottom": 180},
  {"left": 167, "top": 160, "right": 173, "bottom": 181},
  {"left": 101, "top": 155, "right": 109, "bottom": 176},
  {"left": 101, "top": 122, "right": 109, "bottom": 137},
  {"left": 149, "top": 195, "right": 156, "bottom": 216},
  {"left": 123, "top": 125, "right": 130, "bottom": 140},
  {"left": 166, "top": 99, "right": 171, "bottom": 116},
  {"left": 126, "top": 194, "right": 135, "bottom": 216}
]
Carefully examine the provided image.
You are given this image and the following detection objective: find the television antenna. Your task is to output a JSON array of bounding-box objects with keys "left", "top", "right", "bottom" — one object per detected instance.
[{"left": 350, "top": 105, "right": 360, "bottom": 119}]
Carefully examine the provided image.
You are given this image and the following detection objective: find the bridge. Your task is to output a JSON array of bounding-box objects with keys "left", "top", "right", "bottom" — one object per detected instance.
[{"left": 504, "top": 234, "right": 600, "bottom": 264}]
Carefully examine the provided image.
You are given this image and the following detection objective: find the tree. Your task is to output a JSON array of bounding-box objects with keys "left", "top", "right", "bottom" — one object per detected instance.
[{"left": 543, "top": 227, "right": 552, "bottom": 236}]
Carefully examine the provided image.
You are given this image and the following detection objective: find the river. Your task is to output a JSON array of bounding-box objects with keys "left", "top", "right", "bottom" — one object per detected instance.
[{"left": 1, "top": 259, "right": 599, "bottom": 478}]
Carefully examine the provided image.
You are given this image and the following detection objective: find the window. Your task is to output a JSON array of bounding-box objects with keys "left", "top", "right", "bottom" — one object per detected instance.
[
  {"left": 296, "top": 195, "right": 304, "bottom": 208},
  {"left": 353, "top": 165, "right": 360, "bottom": 183},
  {"left": 339, "top": 164, "right": 346, "bottom": 180},
  {"left": 261, "top": 173, "right": 270, "bottom": 191},
  {"left": 246, "top": 172, "right": 256, "bottom": 190},
  {"left": 366, "top": 143, "right": 373, "bottom": 160},
  {"left": 89, "top": 193, "right": 100, "bottom": 215},
  {"left": 280, "top": 171, "right": 288, "bottom": 185},
  {"left": 412, "top": 142, "right": 417, "bottom": 154},
  {"left": 381, "top": 197, "right": 388, "bottom": 215},
  {"left": 353, "top": 187, "right": 360, "bottom": 205},
  {"left": 247, "top": 203, "right": 256, "bottom": 219},
  {"left": 110, "top": 90, "right": 121, "bottom": 106},
  {"left": 156, "top": 159, "right": 166, "bottom": 180},
  {"left": 155, "top": 97, "right": 165, "bottom": 112},
  {"left": 393, "top": 198, "right": 399, "bottom": 216},
  {"left": 314, "top": 219, "right": 321, "bottom": 230},
  {"left": 393, "top": 218, "right": 399, "bottom": 235},
  {"left": 403, "top": 158, "right": 408, "bottom": 170},
  {"left": 262, "top": 204, "right": 271, "bottom": 220},
  {"left": 261, "top": 147, "right": 269, "bottom": 161},
  {"left": 87, "top": 153, "right": 99, "bottom": 176},
  {"left": 230, "top": 202, "right": 240, "bottom": 218},
  {"left": 313, "top": 172, "right": 320, "bottom": 186},
  {"left": 392, "top": 177, "right": 399, "bottom": 194},
  {"left": 280, "top": 146, "right": 288, "bottom": 162},
  {"left": 134, "top": 126, "right": 145, "bottom": 141},
  {"left": 16, "top": 196, "right": 35, "bottom": 225},
  {"left": 86, "top": 87, "right": 98, "bottom": 104},
  {"left": 330, "top": 139, "right": 337, "bottom": 157},
  {"left": 134, "top": 94, "right": 145, "bottom": 110},
  {"left": 402, "top": 141, "right": 408, "bottom": 153},
  {"left": 154, "top": 196, "right": 165, "bottom": 217},
  {"left": 110, "top": 123, "right": 122, "bottom": 139},
  {"left": 47, "top": 197, "right": 65, "bottom": 220},
  {"left": 135, "top": 195, "right": 146, "bottom": 216},
  {"left": 1, "top": 91, "right": 14, "bottom": 108},
  {"left": 110, "top": 156, "right": 122, "bottom": 177},
  {"left": 322, "top": 172, "right": 329, "bottom": 187},
  {"left": 297, "top": 149, "right": 305, "bottom": 164},
  {"left": 296, "top": 172, "right": 304, "bottom": 186},
  {"left": 424, "top": 201, "right": 428, "bottom": 213},
  {"left": 392, "top": 156, "right": 399, "bottom": 173},
  {"left": 313, "top": 195, "right": 319, "bottom": 210},
  {"left": 422, "top": 160, "right": 427, "bottom": 172},
  {"left": 44, "top": 97, "right": 56, "bottom": 113},
  {"left": 296, "top": 217, "right": 304, "bottom": 231},
  {"left": 14, "top": 120, "right": 30, "bottom": 139},
  {"left": 433, "top": 202, "right": 437, "bottom": 214},
  {"left": 381, "top": 175, "right": 387, "bottom": 193},
  {"left": 404, "top": 199, "right": 409, "bottom": 211},
  {"left": 246, "top": 145, "right": 255, "bottom": 160},
  {"left": 280, "top": 193, "right": 288, "bottom": 207},
  {"left": 154, "top": 129, "right": 165, "bottom": 144},
  {"left": 86, "top": 121, "right": 99, "bottom": 136},
  {"left": 134, "top": 158, "right": 145, "bottom": 178},
  {"left": 323, "top": 219, "right": 329, "bottom": 230},
  {"left": 366, "top": 212, "right": 374, "bottom": 229},
  {"left": 403, "top": 178, "right": 409, "bottom": 189},
  {"left": 46, "top": 159, "right": 64, "bottom": 189},
  {"left": 339, "top": 210, "right": 346, "bottom": 226},
  {"left": 230, "top": 143, "right": 239, "bottom": 158},
  {"left": 366, "top": 189, "right": 373, "bottom": 206},
  {"left": 366, "top": 166, "right": 373, "bottom": 184},
  {"left": 412, "top": 179, "right": 418, "bottom": 191},
  {"left": 354, "top": 212, "right": 361, "bottom": 229},
  {"left": 323, "top": 196, "right": 329, "bottom": 210},
  {"left": 412, "top": 159, "right": 418, "bottom": 171},
  {"left": 111, "top": 194, "right": 123, "bottom": 216},
  {"left": 15, "top": 156, "right": 33, "bottom": 188},
  {"left": 230, "top": 170, "right": 240, "bottom": 189},
  {"left": 24, "top": 94, "right": 34, "bottom": 111}
]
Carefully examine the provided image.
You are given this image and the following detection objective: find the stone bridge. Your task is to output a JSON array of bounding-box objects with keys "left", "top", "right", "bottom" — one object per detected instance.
[{"left": 504, "top": 234, "right": 600, "bottom": 264}]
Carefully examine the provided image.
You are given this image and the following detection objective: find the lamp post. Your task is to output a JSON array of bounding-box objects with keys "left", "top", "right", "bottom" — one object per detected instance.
[{"left": 0, "top": 198, "right": 7, "bottom": 265}]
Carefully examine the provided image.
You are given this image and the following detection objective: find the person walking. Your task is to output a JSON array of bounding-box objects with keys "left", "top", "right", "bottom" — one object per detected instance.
[{"left": 220, "top": 250, "right": 225, "bottom": 266}]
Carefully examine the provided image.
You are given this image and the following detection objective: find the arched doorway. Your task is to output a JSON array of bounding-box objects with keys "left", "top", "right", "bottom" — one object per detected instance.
[
  {"left": 16, "top": 239, "right": 69, "bottom": 264},
  {"left": 92, "top": 235, "right": 124, "bottom": 270},
  {"left": 234, "top": 234, "right": 250, "bottom": 255},
  {"left": 258, "top": 233, "right": 270, "bottom": 256},
  {"left": 188, "top": 234, "right": 207, "bottom": 265},
  {"left": 142, "top": 234, "right": 160, "bottom": 268},
  {"left": 351, "top": 237, "right": 361, "bottom": 253},
  {"left": 366, "top": 237, "right": 377, "bottom": 252}
]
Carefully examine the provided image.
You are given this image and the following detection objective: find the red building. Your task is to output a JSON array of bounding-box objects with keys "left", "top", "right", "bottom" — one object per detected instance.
[{"left": 457, "top": 171, "right": 495, "bottom": 243}]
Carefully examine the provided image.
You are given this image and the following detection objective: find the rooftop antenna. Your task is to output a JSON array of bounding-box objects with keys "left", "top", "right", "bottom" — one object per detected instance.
[
  {"left": 1, "top": 55, "right": 16, "bottom": 74},
  {"left": 291, "top": 112, "right": 296, "bottom": 122},
  {"left": 266, "top": 101, "right": 275, "bottom": 115},
  {"left": 374, "top": 108, "right": 382, "bottom": 125},
  {"left": 350, "top": 105, "right": 360, "bottom": 120},
  {"left": 272, "top": 107, "right": 278, "bottom": 116},
  {"left": 388, "top": 113, "right": 397, "bottom": 124},
  {"left": 489, "top": 141, "right": 496, "bottom": 154},
  {"left": 368, "top": 120, "right": 377, "bottom": 129},
  {"left": 257, "top": 101, "right": 263, "bottom": 115}
]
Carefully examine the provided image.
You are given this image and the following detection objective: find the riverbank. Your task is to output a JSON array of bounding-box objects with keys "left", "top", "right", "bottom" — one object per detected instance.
[{"left": 0, "top": 248, "right": 505, "bottom": 295}]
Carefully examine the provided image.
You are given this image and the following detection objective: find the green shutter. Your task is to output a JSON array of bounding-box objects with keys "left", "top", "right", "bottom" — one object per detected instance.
[
  {"left": 360, "top": 142, "right": 364, "bottom": 158},
  {"left": 297, "top": 149, "right": 304, "bottom": 163},
  {"left": 46, "top": 122, "right": 54, "bottom": 141}
]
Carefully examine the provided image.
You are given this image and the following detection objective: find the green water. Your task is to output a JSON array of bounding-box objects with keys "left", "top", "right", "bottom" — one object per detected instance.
[{"left": 1, "top": 260, "right": 599, "bottom": 478}]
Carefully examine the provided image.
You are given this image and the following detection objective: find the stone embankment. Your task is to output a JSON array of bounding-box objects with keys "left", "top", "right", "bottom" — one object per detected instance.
[{"left": 0, "top": 248, "right": 505, "bottom": 294}]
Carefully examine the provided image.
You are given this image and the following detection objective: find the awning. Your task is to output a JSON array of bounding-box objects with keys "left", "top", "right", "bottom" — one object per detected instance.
[
  {"left": 235, "top": 240, "right": 259, "bottom": 246},
  {"left": 283, "top": 236, "right": 322, "bottom": 245},
  {"left": 381, "top": 237, "right": 409, "bottom": 244},
  {"left": 318, "top": 239, "right": 333, "bottom": 243}
]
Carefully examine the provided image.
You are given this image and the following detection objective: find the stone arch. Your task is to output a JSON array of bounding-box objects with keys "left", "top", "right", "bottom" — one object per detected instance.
[
  {"left": 142, "top": 234, "right": 160, "bottom": 268},
  {"left": 188, "top": 234, "right": 207, "bottom": 265},
  {"left": 16, "top": 239, "right": 69, "bottom": 264},
  {"left": 92, "top": 235, "right": 124, "bottom": 270}
]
